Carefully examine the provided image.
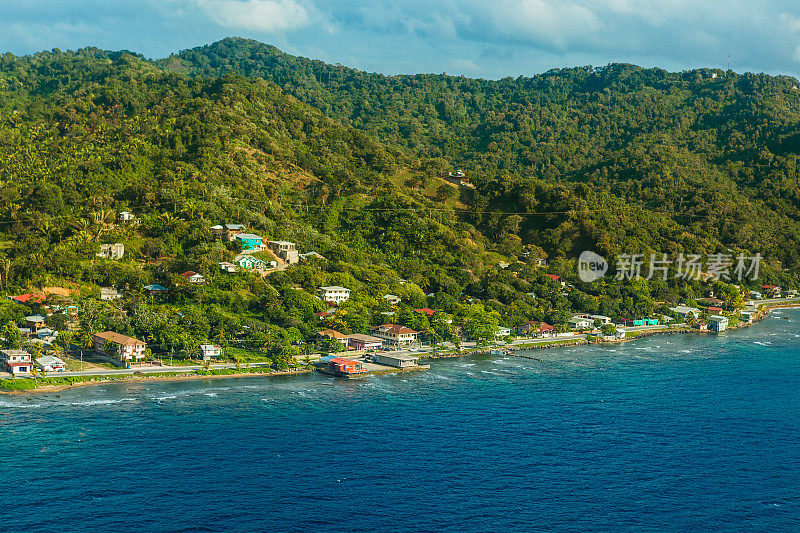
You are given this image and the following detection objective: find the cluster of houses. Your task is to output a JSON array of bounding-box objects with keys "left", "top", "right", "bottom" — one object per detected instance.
[
  {"left": 316, "top": 323, "right": 421, "bottom": 352},
  {"left": 211, "top": 223, "right": 326, "bottom": 275},
  {"left": 0, "top": 349, "right": 66, "bottom": 375},
  {"left": 317, "top": 350, "right": 422, "bottom": 376}
]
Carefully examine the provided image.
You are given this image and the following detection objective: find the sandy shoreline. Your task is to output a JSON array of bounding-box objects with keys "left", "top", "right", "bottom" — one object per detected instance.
[{"left": 3, "top": 303, "right": 796, "bottom": 396}]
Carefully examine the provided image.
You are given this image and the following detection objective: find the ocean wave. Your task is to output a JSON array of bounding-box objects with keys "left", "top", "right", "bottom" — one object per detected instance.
[{"left": 69, "top": 398, "right": 136, "bottom": 407}]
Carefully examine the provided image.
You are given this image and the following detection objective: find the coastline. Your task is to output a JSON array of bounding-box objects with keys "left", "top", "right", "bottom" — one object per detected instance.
[
  {"left": 3, "top": 302, "right": 797, "bottom": 396},
  {"left": 0, "top": 368, "right": 312, "bottom": 395}
]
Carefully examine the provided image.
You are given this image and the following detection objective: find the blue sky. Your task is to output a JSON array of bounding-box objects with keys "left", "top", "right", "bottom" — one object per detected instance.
[{"left": 3, "top": 1, "right": 800, "bottom": 79}]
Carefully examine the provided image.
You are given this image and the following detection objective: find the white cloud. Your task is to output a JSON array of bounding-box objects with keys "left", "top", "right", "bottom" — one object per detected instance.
[
  {"left": 199, "top": 0, "right": 314, "bottom": 32},
  {"left": 487, "top": 1, "right": 602, "bottom": 49}
]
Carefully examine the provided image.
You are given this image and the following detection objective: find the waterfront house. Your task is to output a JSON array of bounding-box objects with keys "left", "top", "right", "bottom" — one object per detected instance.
[
  {"left": 180, "top": 271, "right": 206, "bottom": 284},
  {"left": 644, "top": 318, "right": 659, "bottom": 326},
  {"left": 697, "top": 322, "right": 709, "bottom": 331},
  {"left": 235, "top": 233, "right": 265, "bottom": 252},
  {"left": 100, "top": 287, "right": 122, "bottom": 300},
  {"left": 707, "top": 306, "right": 723, "bottom": 315},
  {"left": 35, "top": 355, "right": 66, "bottom": 372},
  {"left": 785, "top": 289, "right": 798, "bottom": 298},
  {"left": 0, "top": 349, "right": 32, "bottom": 375},
  {"left": 569, "top": 317, "right": 592, "bottom": 330},
  {"left": 211, "top": 223, "right": 246, "bottom": 242},
  {"left": 590, "top": 315, "right": 612, "bottom": 325},
  {"left": 749, "top": 290, "right": 763, "bottom": 300},
  {"left": 199, "top": 344, "right": 223, "bottom": 361},
  {"left": 93, "top": 331, "right": 146, "bottom": 363},
  {"left": 98, "top": 243, "right": 124, "bottom": 260},
  {"left": 495, "top": 327, "right": 512, "bottom": 338},
  {"left": 326, "top": 357, "right": 367, "bottom": 376},
  {"left": 762, "top": 285, "right": 782, "bottom": 298},
  {"left": 371, "top": 324, "right": 420, "bottom": 347},
  {"left": 372, "top": 352, "right": 419, "bottom": 368},
  {"left": 267, "top": 240, "right": 299, "bottom": 264},
  {"left": 346, "top": 334, "right": 384, "bottom": 351},
  {"left": 740, "top": 310, "right": 756, "bottom": 323},
  {"left": 25, "top": 315, "right": 47, "bottom": 332},
  {"left": 708, "top": 315, "right": 729, "bottom": 332},
  {"left": 318, "top": 286, "right": 351, "bottom": 304},
  {"left": 516, "top": 321, "right": 554, "bottom": 337},
  {"left": 668, "top": 306, "right": 701, "bottom": 320},
  {"left": 383, "top": 294, "right": 401, "bottom": 306}
]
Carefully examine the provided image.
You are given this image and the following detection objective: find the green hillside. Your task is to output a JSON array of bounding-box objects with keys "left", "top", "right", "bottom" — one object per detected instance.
[
  {"left": 0, "top": 41, "right": 793, "bottom": 364},
  {"left": 163, "top": 38, "right": 800, "bottom": 271}
]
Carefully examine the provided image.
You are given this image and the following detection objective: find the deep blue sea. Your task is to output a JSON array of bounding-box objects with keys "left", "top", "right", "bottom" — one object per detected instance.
[{"left": 2, "top": 310, "right": 800, "bottom": 532}]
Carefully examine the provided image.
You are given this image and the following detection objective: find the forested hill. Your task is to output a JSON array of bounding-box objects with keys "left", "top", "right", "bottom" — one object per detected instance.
[
  {"left": 0, "top": 42, "right": 798, "bottom": 354},
  {"left": 1, "top": 41, "right": 799, "bottom": 289},
  {"left": 161, "top": 38, "right": 800, "bottom": 274}
]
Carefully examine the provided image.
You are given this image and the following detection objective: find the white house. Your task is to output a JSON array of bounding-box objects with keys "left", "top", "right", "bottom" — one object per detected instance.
[
  {"left": 371, "top": 324, "right": 420, "bottom": 346},
  {"left": 709, "top": 315, "right": 729, "bottom": 332},
  {"left": 180, "top": 271, "right": 206, "bottom": 284},
  {"left": 589, "top": 314, "right": 612, "bottom": 325},
  {"left": 0, "top": 349, "right": 32, "bottom": 375},
  {"left": 35, "top": 355, "right": 67, "bottom": 372},
  {"left": 218, "top": 262, "right": 237, "bottom": 273},
  {"left": 669, "top": 306, "right": 701, "bottom": 319},
  {"left": 117, "top": 211, "right": 136, "bottom": 224},
  {"left": 199, "top": 344, "right": 223, "bottom": 361},
  {"left": 494, "top": 327, "right": 512, "bottom": 338},
  {"left": 318, "top": 286, "right": 351, "bottom": 304},
  {"left": 100, "top": 287, "right": 122, "bottom": 300},
  {"left": 568, "top": 317, "right": 592, "bottom": 330},
  {"left": 235, "top": 255, "right": 266, "bottom": 270},
  {"left": 383, "top": 294, "right": 401, "bottom": 306},
  {"left": 98, "top": 243, "right": 124, "bottom": 259}
]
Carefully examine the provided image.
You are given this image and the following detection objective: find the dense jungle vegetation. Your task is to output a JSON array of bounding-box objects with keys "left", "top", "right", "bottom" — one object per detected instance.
[{"left": 0, "top": 39, "right": 794, "bottom": 363}]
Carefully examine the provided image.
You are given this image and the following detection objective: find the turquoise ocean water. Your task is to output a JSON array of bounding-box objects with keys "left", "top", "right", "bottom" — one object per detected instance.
[{"left": 1, "top": 310, "right": 799, "bottom": 532}]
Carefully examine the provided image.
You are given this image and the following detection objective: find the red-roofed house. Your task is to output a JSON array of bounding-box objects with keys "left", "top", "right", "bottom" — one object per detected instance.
[
  {"left": 11, "top": 293, "right": 46, "bottom": 305},
  {"left": 180, "top": 271, "right": 206, "bottom": 284},
  {"left": 414, "top": 308, "right": 436, "bottom": 317},
  {"left": 327, "top": 357, "right": 367, "bottom": 375},
  {"left": 707, "top": 306, "right": 723, "bottom": 315},
  {"left": 545, "top": 274, "right": 566, "bottom": 287},
  {"left": 516, "top": 321, "right": 555, "bottom": 337},
  {"left": 371, "top": 324, "right": 420, "bottom": 346},
  {"left": 762, "top": 285, "right": 782, "bottom": 298}
]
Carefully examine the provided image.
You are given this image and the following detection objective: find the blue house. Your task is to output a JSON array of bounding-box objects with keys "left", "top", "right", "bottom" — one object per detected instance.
[
  {"left": 235, "top": 233, "right": 264, "bottom": 252},
  {"left": 645, "top": 318, "right": 659, "bottom": 326}
]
